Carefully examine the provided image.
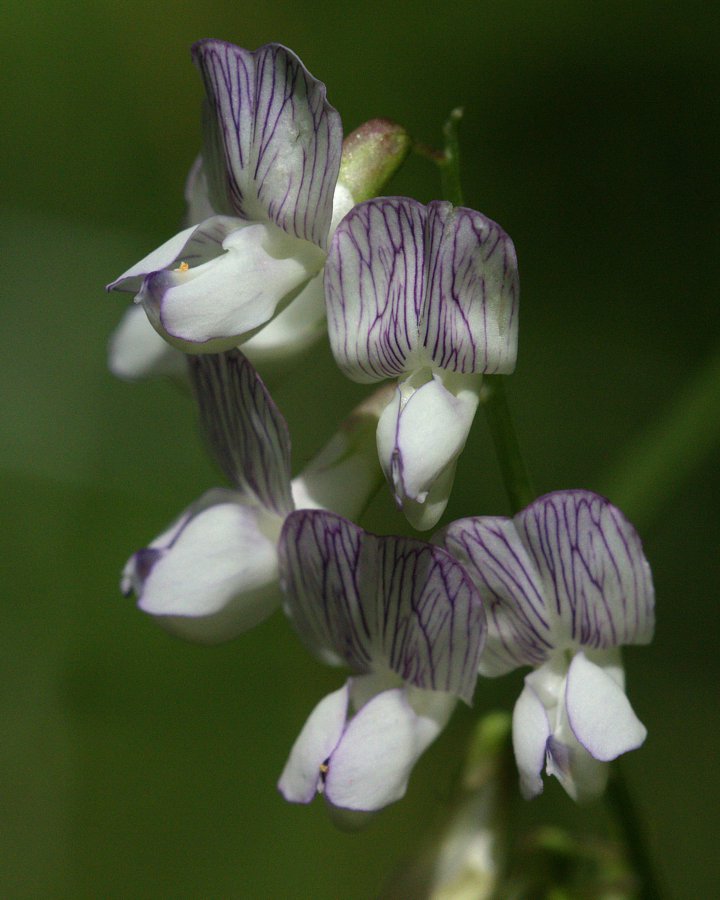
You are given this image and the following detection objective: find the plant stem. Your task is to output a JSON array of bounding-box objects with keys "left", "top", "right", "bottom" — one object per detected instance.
[
  {"left": 439, "top": 107, "right": 535, "bottom": 515},
  {"left": 437, "top": 106, "right": 662, "bottom": 895},
  {"left": 440, "top": 107, "right": 465, "bottom": 206},
  {"left": 482, "top": 376, "right": 536, "bottom": 514}
]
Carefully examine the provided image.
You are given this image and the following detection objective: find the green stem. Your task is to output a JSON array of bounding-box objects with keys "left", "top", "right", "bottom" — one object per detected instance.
[
  {"left": 440, "top": 107, "right": 465, "bottom": 206},
  {"left": 436, "top": 106, "right": 661, "bottom": 895},
  {"left": 439, "top": 107, "right": 534, "bottom": 515},
  {"left": 482, "top": 376, "right": 536, "bottom": 514}
]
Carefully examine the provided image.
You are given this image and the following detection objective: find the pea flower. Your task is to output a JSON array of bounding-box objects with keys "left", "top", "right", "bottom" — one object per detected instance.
[
  {"left": 438, "top": 490, "right": 655, "bottom": 801},
  {"left": 324, "top": 197, "right": 519, "bottom": 531},
  {"left": 277, "top": 510, "right": 486, "bottom": 812},
  {"left": 108, "top": 40, "right": 348, "bottom": 354},
  {"left": 121, "top": 350, "right": 386, "bottom": 644}
]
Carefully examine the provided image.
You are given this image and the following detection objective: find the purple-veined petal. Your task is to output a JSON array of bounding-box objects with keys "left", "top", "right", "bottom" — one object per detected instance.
[
  {"left": 278, "top": 683, "right": 350, "bottom": 804},
  {"left": 515, "top": 491, "right": 655, "bottom": 649},
  {"left": 324, "top": 198, "right": 519, "bottom": 383},
  {"left": 565, "top": 651, "right": 646, "bottom": 762},
  {"left": 124, "top": 489, "right": 283, "bottom": 644},
  {"left": 140, "top": 217, "right": 323, "bottom": 352},
  {"left": 438, "top": 516, "right": 554, "bottom": 675},
  {"left": 325, "top": 197, "right": 427, "bottom": 382},
  {"left": 511, "top": 682, "right": 551, "bottom": 800},
  {"left": 440, "top": 490, "right": 654, "bottom": 668},
  {"left": 279, "top": 511, "right": 485, "bottom": 703},
  {"left": 325, "top": 687, "right": 448, "bottom": 811},
  {"left": 192, "top": 40, "right": 342, "bottom": 248},
  {"left": 108, "top": 305, "right": 187, "bottom": 382},
  {"left": 422, "top": 202, "right": 518, "bottom": 375},
  {"left": 188, "top": 349, "right": 293, "bottom": 516},
  {"left": 376, "top": 371, "right": 481, "bottom": 530}
]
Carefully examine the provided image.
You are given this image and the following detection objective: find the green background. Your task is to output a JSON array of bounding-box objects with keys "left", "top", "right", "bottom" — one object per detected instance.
[{"left": 2, "top": 1, "right": 718, "bottom": 896}]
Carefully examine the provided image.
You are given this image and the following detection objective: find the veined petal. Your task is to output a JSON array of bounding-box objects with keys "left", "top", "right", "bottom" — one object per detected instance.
[
  {"left": 238, "top": 182, "right": 356, "bottom": 366},
  {"left": 278, "top": 683, "right": 350, "bottom": 804},
  {"left": 108, "top": 305, "right": 186, "bottom": 382},
  {"left": 376, "top": 371, "right": 481, "bottom": 530},
  {"left": 142, "top": 218, "right": 324, "bottom": 351},
  {"left": 192, "top": 40, "right": 342, "bottom": 247},
  {"left": 124, "top": 489, "right": 283, "bottom": 644},
  {"left": 422, "top": 202, "right": 518, "bottom": 375},
  {"left": 325, "top": 197, "right": 427, "bottom": 382},
  {"left": 279, "top": 511, "right": 485, "bottom": 703},
  {"left": 440, "top": 490, "right": 654, "bottom": 667},
  {"left": 188, "top": 350, "right": 293, "bottom": 516},
  {"left": 565, "top": 652, "right": 646, "bottom": 762},
  {"left": 324, "top": 198, "right": 519, "bottom": 383},
  {"left": 325, "top": 687, "right": 449, "bottom": 811},
  {"left": 438, "top": 516, "right": 554, "bottom": 676},
  {"left": 515, "top": 491, "right": 655, "bottom": 649},
  {"left": 512, "top": 682, "right": 551, "bottom": 800}
]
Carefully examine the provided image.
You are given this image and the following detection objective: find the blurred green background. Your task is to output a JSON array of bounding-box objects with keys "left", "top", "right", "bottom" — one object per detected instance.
[{"left": 2, "top": 1, "right": 718, "bottom": 896}]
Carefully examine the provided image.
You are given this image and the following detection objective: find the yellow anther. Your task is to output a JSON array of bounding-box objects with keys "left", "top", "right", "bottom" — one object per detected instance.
[
  {"left": 175, "top": 261, "right": 190, "bottom": 272},
  {"left": 319, "top": 763, "right": 329, "bottom": 774}
]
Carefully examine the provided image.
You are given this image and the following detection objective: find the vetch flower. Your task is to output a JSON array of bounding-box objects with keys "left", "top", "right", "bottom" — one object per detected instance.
[
  {"left": 324, "top": 197, "right": 519, "bottom": 531},
  {"left": 277, "top": 510, "right": 486, "bottom": 812},
  {"left": 438, "top": 490, "right": 654, "bottom": 801},
  {"left": 108, "top": 40, "right": 346, "bottom": 354},
  {"left": 121, "top": 350, "right": 385, "bottom": 643}
]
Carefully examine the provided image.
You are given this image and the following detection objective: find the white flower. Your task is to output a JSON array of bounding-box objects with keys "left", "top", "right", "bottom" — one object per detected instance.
[
  {"left": 324, "top": 198, "right": 519, "bottom": 529},
  {"left": 122, "top": 350, "right": 384, "bottom": 643},
  {"left": 439, "top": 490, "right": 655, "bottom": 801}
]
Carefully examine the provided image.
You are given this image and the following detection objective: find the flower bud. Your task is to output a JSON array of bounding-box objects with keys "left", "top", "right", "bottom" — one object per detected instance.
[{"left": 339, "top": 119, "right": 410, "bottom": 203}]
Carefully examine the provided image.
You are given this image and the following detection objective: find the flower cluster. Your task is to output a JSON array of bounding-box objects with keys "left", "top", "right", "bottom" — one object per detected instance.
[{"left": 109, "top": 39, "right": 654, "bottom": 814}]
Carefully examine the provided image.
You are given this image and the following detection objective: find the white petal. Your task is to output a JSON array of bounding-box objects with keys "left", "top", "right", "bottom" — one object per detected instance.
[
  {"left": 279, "top": 511, "right": 485, "bottom": 703},
  {"left": 376, "top": 372, "right": 481, "bottom": 530},
  {"left": 146, "top": 221, "right": 324, "bottom": 351},
  {"left": 188, "top": 350, "right": 294, "bottom": 516},
  {"left": 192, "top": 41, "right": 342, "bottom": 247},
  {"left": 107, "top": 224, "right": 198, "bottom": 294},
  {"left": 515, "top": 490, "right": 655, "bottom": 648},
  {"left": 240, "top": 271, "right": 326, "bottom": 366},
  {"left": 133, "top": 494, "right": 282, "bottom": 644},
  {"left": 325, "top": 688, "right": 439, "bottom": 811},
  {"left": 278, "top": 683, "right": 350, "bottom": 804},
  {"left": 325, "top": 197, "right": 426, "bottom": 383},
  {"left": 512, "top": 682, "right": 551, "bottom": 799},
  {"left": 438, "top": 516, "right": 553, "bottom": 676},
  {"left": 108, "top": 305, "right": 187, "bottom": 381},
  {"left": 422, "top": 202, "right": 519, "bottom": 375},
  {"left": 289, "top": 387, "right": 386, "bottom": 521},
  {"left": 565, "top": 651, "right": 646, "bottom": 762}
]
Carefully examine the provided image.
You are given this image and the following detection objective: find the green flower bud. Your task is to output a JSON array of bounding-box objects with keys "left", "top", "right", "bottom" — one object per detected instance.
[{"left": 339, "top": 119, "right": 410, "bottom": 202}]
